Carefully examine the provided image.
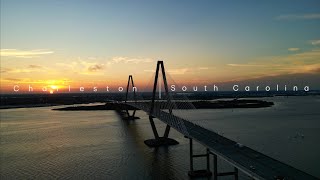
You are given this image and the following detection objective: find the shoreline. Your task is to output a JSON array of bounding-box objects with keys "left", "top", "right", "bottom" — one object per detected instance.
[
  {"left": 2, "top": 92, "right": 318, "bottom": 110},
  {"left": 52, "top": 99, "right": 274, "bottom": 111},
  {"left": 0, "top": 104, "right": 60, "bottom": 110}
]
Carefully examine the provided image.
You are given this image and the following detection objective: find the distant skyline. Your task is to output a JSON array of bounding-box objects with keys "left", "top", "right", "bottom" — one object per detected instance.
[{"left": 1, "top": 0, "right": 320, "bottom": 93}]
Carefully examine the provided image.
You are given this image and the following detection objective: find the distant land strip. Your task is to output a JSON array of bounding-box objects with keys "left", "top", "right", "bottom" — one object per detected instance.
[{"left": 52, "top": 99, "right": 274, "bottom": 111}]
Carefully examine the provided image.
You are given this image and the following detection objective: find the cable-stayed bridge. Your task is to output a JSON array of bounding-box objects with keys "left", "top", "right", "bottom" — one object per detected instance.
[{"left": 118, "top": 61, "right": 317, "bottom": 180}]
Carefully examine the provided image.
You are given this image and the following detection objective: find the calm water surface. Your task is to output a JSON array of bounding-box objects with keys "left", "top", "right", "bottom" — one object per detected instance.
[{"left": 1, "top": 96, "right": 320, "bottom": 179}]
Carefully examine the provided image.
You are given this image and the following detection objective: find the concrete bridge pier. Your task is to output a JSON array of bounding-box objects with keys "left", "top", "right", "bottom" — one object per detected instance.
[
  {"left": 144, "top": 115, "right": 179, "bottom": 147},
  {"left": 116, "top": 109, "right": 140, "bottom": 120},
  {"left": 187, "top": 138, "right": 239, "bottom": 179},
  {"left": 122, "top": 109, "right": 139, "bottom": 120},
  {"left": 188, "top": 138, "right": 212, "bottom": 177},
  {"left": 210, "top": 152, "right": 239, "bottom": 180}
]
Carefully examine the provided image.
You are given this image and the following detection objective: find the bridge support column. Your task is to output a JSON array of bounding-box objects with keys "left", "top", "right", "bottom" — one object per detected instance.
[
  {"left": 163, "top": 125, "right": 171, "bottom": 138},
  {"left": 149, "top": 116, "right": 159, "bottom": 139},
  {"left": 122, "top": 75, "right": 139, "bottom": 120},
  {"left": 188, "top": 138, "right": 212, "bottom": 177},
  {"left": 211, "top": 152, "right": 239, "bottom": 180},
  {"left": 144, "top": 61, "right": 178, "bottom": 147}
]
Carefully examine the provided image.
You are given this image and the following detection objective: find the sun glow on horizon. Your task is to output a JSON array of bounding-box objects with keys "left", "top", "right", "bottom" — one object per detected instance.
[{"left": 50, "top": 85, "right": 59, "bottom": 90}]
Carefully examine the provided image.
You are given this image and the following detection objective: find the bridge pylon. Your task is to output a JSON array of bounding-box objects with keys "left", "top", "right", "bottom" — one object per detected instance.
[
  {"left": 122, "top": 75, "right": 139, "bottom": 120},
  {"left": 144, "top": 60, "right": 179, "bottom": 147}
]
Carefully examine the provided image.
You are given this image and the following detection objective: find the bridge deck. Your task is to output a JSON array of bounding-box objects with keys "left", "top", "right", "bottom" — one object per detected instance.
[{"left": 126, "top": 102, "right": 317, "bottom": 180}]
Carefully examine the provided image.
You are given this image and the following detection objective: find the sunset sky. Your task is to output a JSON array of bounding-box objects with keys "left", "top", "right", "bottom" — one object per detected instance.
[{"left": 1, "top": 0, "right": 320, "bottom": 93}]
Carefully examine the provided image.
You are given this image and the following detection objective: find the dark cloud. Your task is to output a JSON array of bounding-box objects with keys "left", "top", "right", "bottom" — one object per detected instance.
[
  {"left": 88, "top": 64, "right": 104, "bottom": 72},
  {"left": 314, "top": 67, "right": 320, "bottom": 73}
]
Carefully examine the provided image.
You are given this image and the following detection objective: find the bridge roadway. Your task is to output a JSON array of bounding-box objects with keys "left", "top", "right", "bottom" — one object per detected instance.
[{"left": 125, "top": 102, "right": 318, "bottom": 180}]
